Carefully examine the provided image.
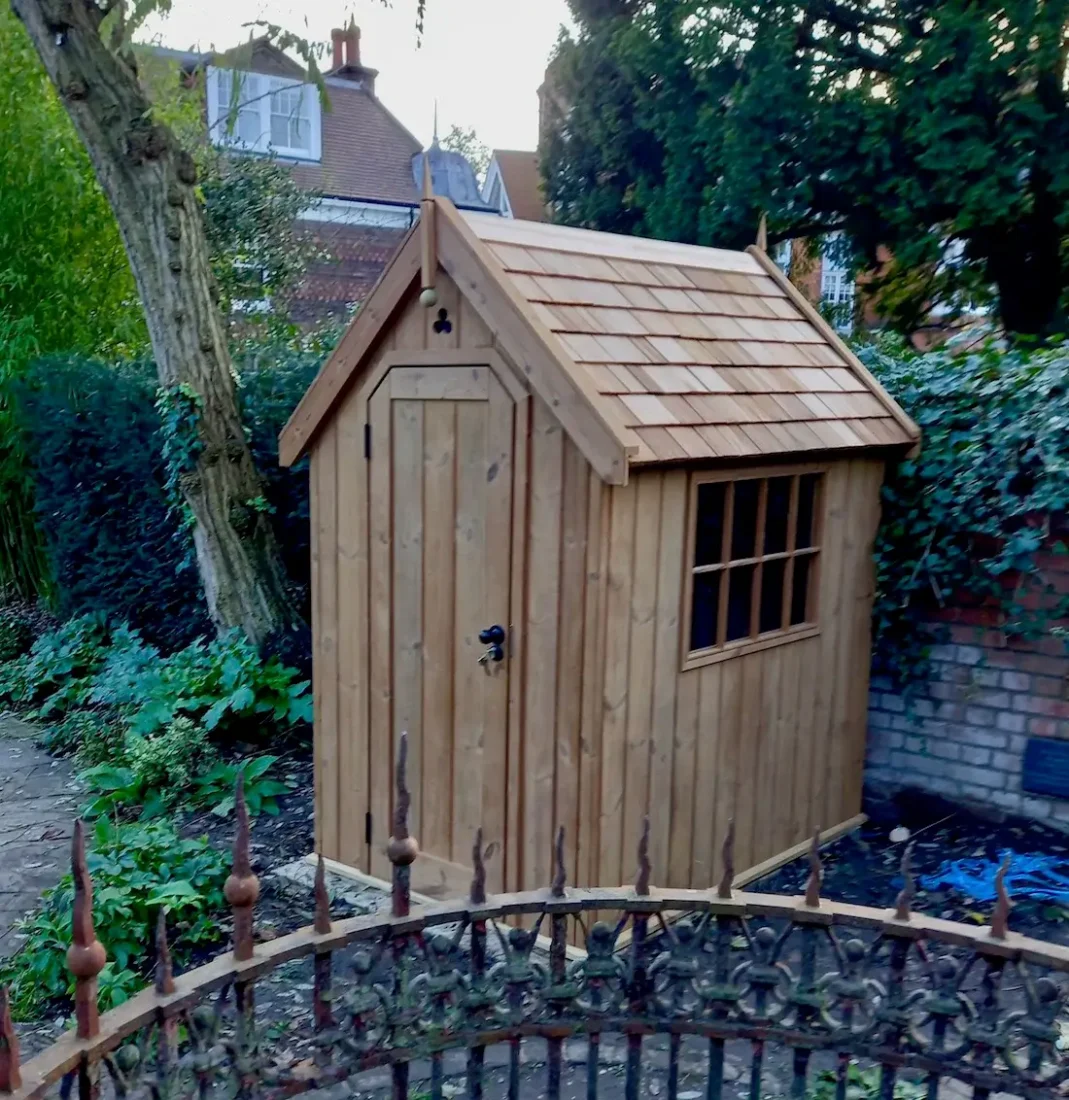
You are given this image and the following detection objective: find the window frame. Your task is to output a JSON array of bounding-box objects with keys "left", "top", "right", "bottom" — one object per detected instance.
[
  {"left": 680, "top": 464, "right": 826, "bottom": 672},
  {"left": 205, "top": 65, "right": 322, "bottom": 163}
]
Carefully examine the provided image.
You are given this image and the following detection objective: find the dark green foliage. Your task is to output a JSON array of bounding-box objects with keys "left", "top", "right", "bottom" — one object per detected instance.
[
  {"left": 543, "top": 1, "right": 1069, "bottom": 337},
  {"left": 0, "top": 610, "right": 33, "bottom": 662},
  {"left": 0, "top": 819, "right": 229, "bottom": 1018},
  {"left": 13, "top": 356, "right": 210, "bottom": 650},
  {"left": 866, "top": 337, "right": 1069, "bottom": 686}
]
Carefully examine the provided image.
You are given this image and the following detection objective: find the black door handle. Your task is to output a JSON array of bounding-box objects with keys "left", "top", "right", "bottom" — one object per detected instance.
[{"left": 478, "top": 625, "right": 506, "bottom": 646}]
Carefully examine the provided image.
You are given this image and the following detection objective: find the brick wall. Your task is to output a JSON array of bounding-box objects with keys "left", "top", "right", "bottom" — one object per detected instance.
[{"left": 865, "top": 553, "right": 1069, "bottom": 825}]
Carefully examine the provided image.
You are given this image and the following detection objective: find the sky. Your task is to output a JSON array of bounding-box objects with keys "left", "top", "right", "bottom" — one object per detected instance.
[{"left": 142, "top": 0, "right": 575, "bottom": 152}]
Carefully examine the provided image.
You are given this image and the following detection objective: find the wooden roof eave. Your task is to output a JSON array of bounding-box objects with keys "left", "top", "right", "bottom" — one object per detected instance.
[
  {"left": 435, "top": 199, "right": 636, "bottom": 486},
  {"left": 745, "top": 245, "right": 921, "bottom": 454},
  {"left": 278, "top": 222, "right": 421, "bottom": 467}
]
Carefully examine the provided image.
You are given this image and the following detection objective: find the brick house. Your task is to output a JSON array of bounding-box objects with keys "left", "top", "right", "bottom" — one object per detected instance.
[
  {"left": 163, "top": 23, "right": 494, "bottom": 321},
  {"left": 481, "top": 150, "right": 547, "bottom": 222}
]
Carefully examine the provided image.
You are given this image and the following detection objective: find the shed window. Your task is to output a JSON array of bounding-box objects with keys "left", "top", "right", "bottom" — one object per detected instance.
[{"left": 684, "top": 470, "right": 823, "bottom": 665}]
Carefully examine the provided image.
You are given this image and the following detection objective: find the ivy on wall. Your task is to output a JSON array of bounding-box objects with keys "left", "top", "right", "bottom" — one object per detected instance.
[{"left": 862, "top": 337, "right": 1069, "bottom": 688}]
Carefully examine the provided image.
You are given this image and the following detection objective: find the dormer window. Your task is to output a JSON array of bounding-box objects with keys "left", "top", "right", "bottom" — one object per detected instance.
[{"left": 206, "top": 66, "right": 321, "bottom": 162}]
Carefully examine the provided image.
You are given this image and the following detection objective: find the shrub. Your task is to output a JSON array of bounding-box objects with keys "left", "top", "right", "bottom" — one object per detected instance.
[
  {"left": 0, "top": 609, "right": 33, "bottom": 662},
  {"left": 862, "top": 337, "right": 1069, "bottom": 686},
  {"left": 37, "top": 708, "right": 124, "bottom": 764},
  {"left": 0, "top": 819, "right": 228, "bottom": 1019},
  {"left": 12, "top": 355, "right": 209, "bottom": 650},
  {"left": 126, "top": 717, "right": 217, "bottom": 792}
]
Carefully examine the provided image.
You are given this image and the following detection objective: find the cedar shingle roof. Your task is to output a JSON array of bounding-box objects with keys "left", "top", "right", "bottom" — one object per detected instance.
[{"left": 462, "top": 212, "right": 917, "bottom": 464}]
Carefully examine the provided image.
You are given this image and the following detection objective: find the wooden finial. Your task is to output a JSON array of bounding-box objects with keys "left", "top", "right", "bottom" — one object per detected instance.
[
  {"left": 419, "top": 154, "right": 438, "bottom": 307},
  {"left": 635, "top": 816, "right": 651, "bottom": 897},
  {"left": 756, "top": 213, "right": 768, "bottom": 252},
  {"left": 893, "top": 844, "right": 915, "bottom": 922},
  {"left": 224, "top": 772, "right": 260, "bottom": 963},
  {"left": 552, "top": 826, "right": 567, "bottom": 897},
  {"left": 990, "top": 855, "right": 1013, "bottom": 940},
  {"left": 717, "top": 819, "right": 736, "bottom": 899},
  {"left": 314, "top": 853, "right": 332, "bottom": 936},
  {"left": 0, "top": 987, "right": 21, "bottom": 1094},
  {"left": 387, "top": 732, "right": 419, "bottom": 917},
  {"left": 804, "top": 829, "right": 823, "bottom": 907},
  {"left": 470, "top": 827, "right": 487, "bottom": 906},
  {"left": 154, "top": 908, "right": 175, "bottom": 996},
  {"left": 67, "top": 819, "right": 106, "bottom": 1040}
]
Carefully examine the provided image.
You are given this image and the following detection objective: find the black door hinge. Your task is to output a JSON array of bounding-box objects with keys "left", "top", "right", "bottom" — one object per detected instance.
[
  {"left": 364, "top": 423, "right": 371, "bottom": 459},
  {"left": 365, "top": 810, "right": 372, "bottom": 845}
]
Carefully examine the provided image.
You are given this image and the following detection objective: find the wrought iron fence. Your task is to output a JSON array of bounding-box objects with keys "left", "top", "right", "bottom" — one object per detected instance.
[{"left": 2, "top": 731, "right": 1069, "bottom": 1100}]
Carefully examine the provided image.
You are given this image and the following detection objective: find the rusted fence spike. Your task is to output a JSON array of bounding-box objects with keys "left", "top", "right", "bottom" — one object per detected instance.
[
  {"left": 314, "top": 853, "right": 332, "bottom": 936},
  {"left": 387, "top": 732, "right": 419, "bottom": 918},
  {"left": 717, "top": 819, "right": 736, "bottom": 899},
  {"left": 804, "top": 829, "right": 823, "bottom": 907},
  {"left": 635, "top": 816, "right": 651, "bottom": 896},
  {"left": 67, "top": 819, "right": 106, "bottom": 1040},
  {"left": 470, "top": 827, "right": 487, "bottom": 905},
  {"left": 990, "top": 855, "right": 1013, "bottom": 939},
  {"left": 893, "top": 844, "right": 915, "bottom": 922},
  {"left": 155, "top": 908, "right": 175, "bottom": 996},
  {"left": 0, "top": 986, "right": 21, "bottom": 1094},
  {"left": 224, "top": 772, "right": 261, "bottom": 963},
  {"left": 552, "top": 826, "right": 567, "bottom": 897}
]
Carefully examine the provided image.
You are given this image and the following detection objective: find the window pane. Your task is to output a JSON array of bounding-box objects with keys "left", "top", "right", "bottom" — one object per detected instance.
[
  {"left": 730, "top": 480, "right": 760, "bottom": 560},
  {"left": 790, "top": 555, "right": 815, "bottom": 625},
  {"left": 764, "top": 476, "right": 791, "bottom": 554},
  {"left": 694, "top": 482, "right": 726, "bottom": 566},
  {"left": 690, "top": 571, "right": 721, "bottom": 651},
  {"left": 759, "top": 559, "right": 786, "bottom": 633},
  {"left": 725, "top": 564, "right": 755, "bottom": 642},
  {"left": 797, "top": 474, "right": 820, "bottom": 549}
]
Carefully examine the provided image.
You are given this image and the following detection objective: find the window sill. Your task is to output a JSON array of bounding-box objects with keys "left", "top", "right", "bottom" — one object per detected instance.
[{"left": 681, "top": 623, "right": 820, "bottom": 672}]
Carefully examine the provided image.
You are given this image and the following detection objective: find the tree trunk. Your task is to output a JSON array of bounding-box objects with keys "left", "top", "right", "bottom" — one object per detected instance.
[{"left": 11, "top": 0, "right": 297, "bottom": 646}]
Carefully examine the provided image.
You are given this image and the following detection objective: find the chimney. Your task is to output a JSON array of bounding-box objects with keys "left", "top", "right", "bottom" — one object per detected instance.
[
  {"left": 344, "top": 18, "right": 360, "bottom": 67},
  {"left": 331, "top": 27, "right": 344, "bottom": 70}
]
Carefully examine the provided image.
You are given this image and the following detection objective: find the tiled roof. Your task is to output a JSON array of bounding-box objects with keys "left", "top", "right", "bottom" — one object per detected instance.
[
  {"left": 490, "top": 150, "right": 546, "bottom": 222},
  {"left": 292, "top": 83, "right": 421, "bottom": 205},
  {"left": 462, "top": 213, "right": 917, "bottom": 464}
]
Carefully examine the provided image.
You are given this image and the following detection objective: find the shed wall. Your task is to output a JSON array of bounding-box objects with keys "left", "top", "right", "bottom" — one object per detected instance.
[{"left": 594, "top": 457, "right": 885, "bottom": 889}]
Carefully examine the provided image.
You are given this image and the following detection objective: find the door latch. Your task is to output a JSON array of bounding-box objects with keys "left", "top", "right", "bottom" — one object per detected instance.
[{"left": 477, "top": 625, "right": 506, "bottom": 666}]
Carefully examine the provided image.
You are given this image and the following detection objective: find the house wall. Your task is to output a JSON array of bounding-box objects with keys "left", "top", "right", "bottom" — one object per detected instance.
[
  {"left": 592, "top": 457, "right": 885, "bottom": 890},
  {"left": 865, "top": 546, "right": 1069, "bottom": 826}
]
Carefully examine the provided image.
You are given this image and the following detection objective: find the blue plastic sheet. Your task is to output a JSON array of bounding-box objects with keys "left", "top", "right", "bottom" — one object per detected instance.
[{"left": 919, "top": 849, "right": 1069, "bottom": 904}]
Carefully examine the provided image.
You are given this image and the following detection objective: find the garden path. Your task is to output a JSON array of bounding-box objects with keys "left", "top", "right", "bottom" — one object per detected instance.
[{"left": 0, "top": 716, "right": 80, "bottom": 956}]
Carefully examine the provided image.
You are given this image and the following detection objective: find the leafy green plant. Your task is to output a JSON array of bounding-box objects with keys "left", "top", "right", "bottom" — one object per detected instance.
[
  {"left": 0, "top": 610, "right": 33, "bottom": 662},
  {"left": 38, "top": 708, "right": 124, "bottom": 764},
  {"left": 863, "top": 337, "right": 1069, "bottom": 687},
  {"left": 126, "top": 717, "right": 216, "bottom": 791},
  {"left": 0, "top": 819, "right": 228, "bottom": 1019},
  {"left": 192, "top": 755, "right": 292, "bottom": 817},
  {"left": 809, "top": 1064, "right": 925, "bottom": 1100}
]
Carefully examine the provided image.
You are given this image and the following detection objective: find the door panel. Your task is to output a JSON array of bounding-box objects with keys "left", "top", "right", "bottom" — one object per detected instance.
[{"left": 367, "top": 366, "right": 515, "bottom": 896}]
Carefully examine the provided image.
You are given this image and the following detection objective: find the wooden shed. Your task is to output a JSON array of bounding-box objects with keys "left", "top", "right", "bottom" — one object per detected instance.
[{"left": 279, "top": 195, "right": 919, "bottom": 901}]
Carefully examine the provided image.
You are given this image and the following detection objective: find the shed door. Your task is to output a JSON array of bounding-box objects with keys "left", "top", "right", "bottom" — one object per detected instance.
[{"left": 367, "top": 365, "right": 514, "bottom": 897}]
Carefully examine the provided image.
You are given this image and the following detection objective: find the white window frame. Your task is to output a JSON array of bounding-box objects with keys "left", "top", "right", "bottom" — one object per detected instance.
[
  {"left": 206, "top": 64, "right": 321, "bottom": 163},
  {"left": 820, "top": 233, "right": 856, "bottom": 331}
]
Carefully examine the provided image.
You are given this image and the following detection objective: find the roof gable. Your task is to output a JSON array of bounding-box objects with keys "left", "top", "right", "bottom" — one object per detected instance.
[
  {"left": 487, "top": 150, "right": 546, "bottom": 222},
  {"left": 280, "top": 200, "right": 917, "bottom": 475}
]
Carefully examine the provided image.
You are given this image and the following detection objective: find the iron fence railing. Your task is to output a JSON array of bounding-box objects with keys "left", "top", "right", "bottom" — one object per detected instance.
[{"left": 2, "top": 732, "right": 1068, "bottom": 1100}]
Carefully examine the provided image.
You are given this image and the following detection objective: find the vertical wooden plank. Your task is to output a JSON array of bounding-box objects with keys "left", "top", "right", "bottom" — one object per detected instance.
[
  {"left": 482, "top": 377, "right": 515, "bottom": 891},
  {"left": 772, "top": 643, "right": 800, "bottom": 854},
  {"left": 809, "top": 463, "right": 849, "bottom": 835},
  {"left": 790, "top": 637, "right": 819, "bottom": 843},
  {"left": 578, "top": 473, "right": 610, "bottom": 889},
  {"left": 622, "top": 473, "right": 661, "bottom": 880},
  {"left": 734, "top": 655, "right": 763, "bottom": 869},
  {"left": 336, "top": 385, "right": 370, "bottom": 869},
  {"left": 523, "top": 399, "right": 564, "bottom": 890},
  {"left": 452, "top": 400, "right": 490, "bottom": 860},
  {"left": 460, "top": 290, "right": 494, "bottom": 348},
  {"left": 690, "top": 664, "right": 722, "bottom": 888},
  {"left": 422, "top": 401, "right": 457, "bottom": 860},
  {"left": 313, "top": 425, "right": 339, "bottom": 861},
  {"left": 669, "top": 670, "right": 700, "bottom": 888},
  {"left": 367, "top": 386, "right": 393, "bottom": 879},
  {"left": 754, "top": 647, "right": 782, "bottom": 862},
  {"left": 708, "top": 658, "right": 742, "bottom": 887},
  {"left": 392, "top": 400, "right": 425, "bottom": 840},
  {"left": 309, "top": 446, "right": 324, "bottom": 856},
  {"left": 599, "top": 480, "right": 636, "bottom": 888},
  {"left": 555, "top": 440, "right": 590, "bottom": 889},
  {"left": 649, "top": 471, "right": 687, "bottom": 882},
  {"left": 393, "top": 287, "right": 431, "bottom": 350},
  {"left": 505, "top": 396, "right": 530, "bottom": 893}
]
